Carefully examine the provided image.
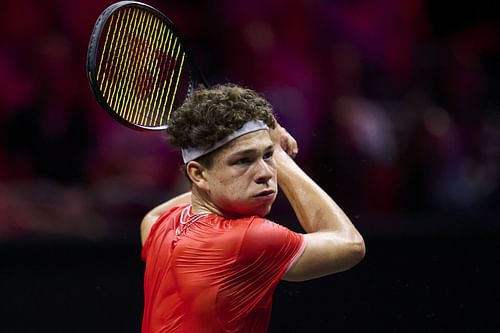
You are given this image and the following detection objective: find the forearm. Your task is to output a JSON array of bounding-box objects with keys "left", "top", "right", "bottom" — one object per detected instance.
[
  {"left": 271, "top": 125, "right": 364, "bottom": 281},
  {"left": 276, "top": 150, "right": 358, "bottom": 237}
]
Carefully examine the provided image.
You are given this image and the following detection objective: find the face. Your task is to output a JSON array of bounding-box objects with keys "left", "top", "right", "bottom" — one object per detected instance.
[{"left": 202, "top": 130, "right": 277, "bottom": 218}]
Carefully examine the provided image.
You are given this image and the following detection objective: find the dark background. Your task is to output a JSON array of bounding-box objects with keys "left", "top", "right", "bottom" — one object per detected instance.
[{"left": 1, "top": 0, "right": 499, "bottom": 332}]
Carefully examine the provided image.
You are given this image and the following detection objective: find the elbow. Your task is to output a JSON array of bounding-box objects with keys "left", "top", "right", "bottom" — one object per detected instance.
[
  {"left": 344, "top": 235, "right": 366, "bottom": 269},
  {"left": 354, "top": 237, "right": 366, "bottom": 263}
]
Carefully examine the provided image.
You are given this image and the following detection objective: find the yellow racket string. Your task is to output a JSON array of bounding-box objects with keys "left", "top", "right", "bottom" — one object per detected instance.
[
  {"left": 132, "top": 12, "right": 160, "bottom": 125},
  {"left": 149, "top": 25, "right": 169, "bottom": 126},
  {"left": 127, "top": 10, "right": 149, "bottom": 123},
  {"left": 107, "top": 9, "right": 131, "bottom": 113},
  {"left": 144, "top": 20, "right": 166, "bottom": 126},
  {"left": 105, "top": 10, "right": 127, "bottom": 107},
  {"left": 96, "top": 15, "right": 114, "bottom": 82},
  {"left": 167, "top": 51, "right": 185, "bottom": 121},
  {"left": 138, "top": 15, "right": 161, "bottom": 126},
  {"left": 114, "top": 8, "right": 138, "bottom": 119},
  {"left": 152, "top": 30, "right": 174, "bottom": 126},
  {"left": 131, "top": 12, "right": 154, "bottom": 124},
  {"left": 101, "top": 11, "right": 121, "bottom": 98},
  {"left": 125, "top": 9, "right": 148, "bottom": 123},
  {"left": 158, "top": 37, "right": 180, "bottom": 124},
  {"left": 121, "top": 9, "right": 143, "bottom": 121},
  {"left": 115, "top": 8, "right": 139, "bottom": 119}
]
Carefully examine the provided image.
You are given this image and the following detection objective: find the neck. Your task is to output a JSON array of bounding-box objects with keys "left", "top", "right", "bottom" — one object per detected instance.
[{"left": 190, "top": 186, "right": 223, "bottom": 216}]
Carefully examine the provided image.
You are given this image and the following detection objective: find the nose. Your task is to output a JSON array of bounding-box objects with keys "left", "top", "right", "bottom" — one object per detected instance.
[{"left": 255, "top": 158, "right": 274, "bottom": 184}]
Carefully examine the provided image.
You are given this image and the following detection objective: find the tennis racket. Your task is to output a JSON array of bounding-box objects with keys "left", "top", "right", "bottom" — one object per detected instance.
[{"left": 87, "top": 1, "right": 207, "bottom": 131}]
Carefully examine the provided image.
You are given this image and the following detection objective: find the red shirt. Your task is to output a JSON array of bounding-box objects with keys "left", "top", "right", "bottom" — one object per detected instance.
[{"left": 141, "top": 204, "right": 305, "bottom": 333}]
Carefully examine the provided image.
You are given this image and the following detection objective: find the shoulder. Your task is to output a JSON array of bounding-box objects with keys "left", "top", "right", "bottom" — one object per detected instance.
[
  {"left": 245, "top": 217, "right": 300, "bottom": 237},
  {"left": 240, "top": 216, "right": 304, "bottom": 254},
  {"left": 141, "top": 204, "right": 188, "bottom": 260},
  {"left": 233, "top": 216, "right": 305, "bottom": 279},
  {"left": 141, "top": 204, "right": 188, "bottom": 246}
]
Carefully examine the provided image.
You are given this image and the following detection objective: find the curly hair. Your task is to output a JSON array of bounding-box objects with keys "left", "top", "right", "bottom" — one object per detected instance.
[{"left": 166, "top": 84, "right": 276, "bottom": 154}]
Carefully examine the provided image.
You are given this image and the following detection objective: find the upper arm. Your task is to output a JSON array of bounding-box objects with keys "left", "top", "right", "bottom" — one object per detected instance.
[
  {"left": 140, "top": 211, "right": 161, "bottom": 246},
  {"left": 282, "top": 231, "right": 365, "bottom": 282},
  {"left": 140, "top": 192, "right": 192, "bottom": 245}
]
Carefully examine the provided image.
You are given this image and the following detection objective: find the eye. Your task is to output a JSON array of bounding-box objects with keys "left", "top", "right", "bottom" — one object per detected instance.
[
  {"left": 263, "top": 150, "right": 274, "bottom": 160},
  {"left": 235, "top": 157, "right": 251, "bottom": 165}
]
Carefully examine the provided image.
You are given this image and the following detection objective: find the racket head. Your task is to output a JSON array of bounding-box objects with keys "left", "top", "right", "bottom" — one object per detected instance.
[{"left": 87, "top": 1, "right": 206, "bottom": 131}]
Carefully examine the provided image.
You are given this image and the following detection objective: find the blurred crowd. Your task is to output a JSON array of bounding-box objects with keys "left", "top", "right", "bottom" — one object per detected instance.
[{"left": 0, "top": 0, "right": 499, "bottom": 240}]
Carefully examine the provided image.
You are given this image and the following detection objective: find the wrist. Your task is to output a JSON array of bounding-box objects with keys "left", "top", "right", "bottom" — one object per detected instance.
[{"left": 275, "top": 149, "right": 301, "bottom": 184}]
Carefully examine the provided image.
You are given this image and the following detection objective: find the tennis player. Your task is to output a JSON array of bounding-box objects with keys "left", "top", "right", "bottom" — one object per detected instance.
[{"left": 140, "top": 84, "right": 365, "bottom": 333}]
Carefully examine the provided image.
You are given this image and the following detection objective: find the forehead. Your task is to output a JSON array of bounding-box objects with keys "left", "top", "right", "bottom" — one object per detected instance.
[{"left": 219, "top": 130, "right": 273, "bottom": 156}]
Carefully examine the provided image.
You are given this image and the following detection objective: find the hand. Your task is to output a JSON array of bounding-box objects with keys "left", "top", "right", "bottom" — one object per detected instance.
[{"left": 270, "top": 123, "right": 298, "bottom": 158}]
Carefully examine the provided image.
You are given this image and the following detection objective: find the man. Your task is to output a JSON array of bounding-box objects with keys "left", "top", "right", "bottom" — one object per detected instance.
[{"left": 140, "top": 84, "right": 365, "bottom": 333}]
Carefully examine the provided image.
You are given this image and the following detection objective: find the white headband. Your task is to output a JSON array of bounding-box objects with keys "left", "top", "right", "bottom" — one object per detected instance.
[{"left": 181, "top": 120, "right": 269, "bottom": 163}]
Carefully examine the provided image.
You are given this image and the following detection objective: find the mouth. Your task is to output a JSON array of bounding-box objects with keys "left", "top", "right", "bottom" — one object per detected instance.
[{"left": 255, "top": 189, "right": 276, "bottom": 198}]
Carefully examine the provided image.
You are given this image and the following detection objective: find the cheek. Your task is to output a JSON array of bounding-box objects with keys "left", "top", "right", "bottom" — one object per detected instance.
[
  {"left": 217, "top": 177, "right": 249, "bottom": 202},
  {"left": 217, "top": 169, "right": 246, "bottom": 186},
  {"left": 225, "top": 177, "right": 247, "bottom": 198}
]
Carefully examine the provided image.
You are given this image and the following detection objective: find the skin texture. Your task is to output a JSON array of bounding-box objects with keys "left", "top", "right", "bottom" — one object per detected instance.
[{"left": 141, "top": 124, "right": 365, "bottom": 281}]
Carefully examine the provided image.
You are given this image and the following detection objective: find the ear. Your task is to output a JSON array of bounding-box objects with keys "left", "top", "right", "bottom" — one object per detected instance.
[{"left": 186, "top": 161, "right": 210, "bottom": 192}]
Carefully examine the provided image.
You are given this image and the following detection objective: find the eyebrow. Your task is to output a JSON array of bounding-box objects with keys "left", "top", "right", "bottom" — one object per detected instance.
[{"left": 229, "top": 144, "right": 274, "bottom": 157}]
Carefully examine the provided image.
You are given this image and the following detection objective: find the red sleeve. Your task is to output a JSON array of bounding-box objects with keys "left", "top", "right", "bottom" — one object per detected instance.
[
  {"left": 141, "top": 204, "right": 188, "bottom": 261},
  {"left": 239, "top": 218, "right": 305, "bottom": 276},
  {"left": 216, "top": 217, "right": 305, "bottom": 330}
]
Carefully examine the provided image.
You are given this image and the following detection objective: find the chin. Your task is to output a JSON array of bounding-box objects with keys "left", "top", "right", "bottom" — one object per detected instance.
[{"left": 254, "top": 204, "right": 273, "bottom": 217}]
